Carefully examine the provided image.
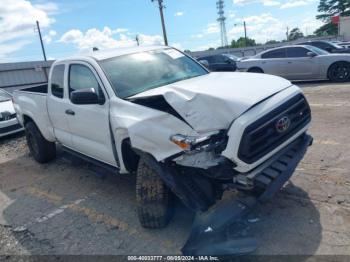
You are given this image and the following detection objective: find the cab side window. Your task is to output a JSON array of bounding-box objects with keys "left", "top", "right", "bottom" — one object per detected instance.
[
  {"left": 51, "top": 65, "right": 65, "bottom": 98},
  {"left": 261, "top": 49, "right": 286, "bottom": 59},
  {"left": 286, "top": 47, "right": 309, "bottom": 58},
  {"left": 69, "top": 64, "right": 100, "bottom": 98}
]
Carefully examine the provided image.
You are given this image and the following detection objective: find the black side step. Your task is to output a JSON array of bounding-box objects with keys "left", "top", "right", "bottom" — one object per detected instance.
[{"left": 61, "top": 146, "right": 119, "bottom": 174}]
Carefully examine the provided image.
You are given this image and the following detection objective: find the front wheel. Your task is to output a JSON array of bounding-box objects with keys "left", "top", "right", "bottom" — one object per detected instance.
[
  {"left": 25, "top": 121, "right": 56, "bottom": 163},
  {"left": 136, "top": 158, "right": 173, "bottom": 229},
  {"left": 248, "top": 67, "right": 264, "bottom": 73},
  {"left": 328, "top": 62, "right": 350, "bottom": 82}
]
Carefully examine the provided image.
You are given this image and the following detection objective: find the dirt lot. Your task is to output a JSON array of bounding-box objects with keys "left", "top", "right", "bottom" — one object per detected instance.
[{"left": 0, "top": 81, "right": 350, "bottom": 256}]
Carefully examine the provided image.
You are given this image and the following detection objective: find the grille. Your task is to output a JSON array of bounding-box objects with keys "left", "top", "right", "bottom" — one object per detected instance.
[{"left": 238, "top": 94, "right": 311, "bottom": 164}]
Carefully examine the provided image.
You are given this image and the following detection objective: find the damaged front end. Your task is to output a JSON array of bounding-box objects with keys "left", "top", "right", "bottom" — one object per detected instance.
[{"left": 141, "top": 133, "right": 313, "bottom": 255}]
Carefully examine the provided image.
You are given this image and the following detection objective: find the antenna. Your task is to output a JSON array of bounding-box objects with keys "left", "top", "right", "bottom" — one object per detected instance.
[{"left": 216, "top": 0, "right": 228, "bottom": 47}]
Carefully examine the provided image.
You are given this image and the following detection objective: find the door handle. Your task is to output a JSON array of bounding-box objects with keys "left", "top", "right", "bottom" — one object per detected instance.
[
  {"left": 288, "top": 61, "right": 292, "bottom": 64},
  {"left": 65, "top": 109, "right": 75, "bottom": 116}
]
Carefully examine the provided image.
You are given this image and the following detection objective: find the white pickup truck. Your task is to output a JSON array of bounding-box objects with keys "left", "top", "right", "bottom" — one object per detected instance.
[{"left": 13, "top": 46, "right": 312, "bottom": 251}]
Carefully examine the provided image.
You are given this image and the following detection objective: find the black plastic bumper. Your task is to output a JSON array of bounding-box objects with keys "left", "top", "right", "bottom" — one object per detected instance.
[{"left": 182, "top": 133, "right": 313, "bottom": 255}]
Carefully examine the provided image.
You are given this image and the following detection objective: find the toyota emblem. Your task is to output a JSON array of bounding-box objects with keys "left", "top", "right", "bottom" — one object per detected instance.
[{"left": 275, "top": 116, "right": 291, "bottom": 133}]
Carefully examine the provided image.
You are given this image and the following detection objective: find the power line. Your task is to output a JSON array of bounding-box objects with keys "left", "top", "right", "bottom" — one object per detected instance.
[
  {"left": 216, "top": 0, "right": 228, "bottom": 47},
  {"left": 151, "top": 0, "right": 168, "bottom": 46}
]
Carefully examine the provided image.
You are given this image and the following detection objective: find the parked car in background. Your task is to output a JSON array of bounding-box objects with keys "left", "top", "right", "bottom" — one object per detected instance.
[
  {"left": 237, "top": 45, "right": 350, "bottom": 82},
  {"left": 197, "top": 54, "right": 238, "bottom": 71},
  {"left": 297, "top": 40, "right": 350, "bottom": 54},
  {"left": 339, "top": 41, "right": 350, "bottom": 49},
  {"left": 0, "top": 88, "right": 24, "bottom": 137}
]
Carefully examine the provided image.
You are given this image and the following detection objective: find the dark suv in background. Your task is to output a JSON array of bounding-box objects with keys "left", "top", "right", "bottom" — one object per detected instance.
[
  {"left": 197, "top": 54, "right": 238, "bottom": 72},
  {"left": 297, "top": 40, "right": 350, "bottom": 54}
]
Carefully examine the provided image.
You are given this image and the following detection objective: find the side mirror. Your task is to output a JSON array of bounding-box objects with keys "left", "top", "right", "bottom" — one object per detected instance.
[
  {"left": 199, "top": 60, "right": 209, "bottom": 68},
  {"left": 71, "top": 88, "right": 104, "bottom": 105},
  {"left": 325, "top": 47, "right": 333, "bottom": 53},
  {"left": 307, "top": 52, "right": 317, "bottom": 58}
]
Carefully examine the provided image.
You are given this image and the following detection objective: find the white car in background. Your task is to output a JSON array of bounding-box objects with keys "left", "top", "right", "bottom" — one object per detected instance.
[
  {"left": 237, "top": 45, "right": 350, "bottom": 82},
  {"left": 0, "top": 88, "right": 24, "bottom": 137}
]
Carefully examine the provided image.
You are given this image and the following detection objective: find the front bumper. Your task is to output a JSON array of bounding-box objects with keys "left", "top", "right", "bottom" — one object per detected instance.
[
  {"left": 0, "top": 118, "right": 24, "bottom": 138},
  {"left": 182, "top": 133, "right": 313, "bottom": 255}
]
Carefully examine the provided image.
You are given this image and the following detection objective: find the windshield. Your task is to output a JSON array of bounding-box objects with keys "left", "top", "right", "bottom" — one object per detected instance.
[
  {"left": 307, "top": 46, "right": 329, "bottom": 55},
  {"left": 0, "top": 89, "right": 12, "bottom": 102},
  {"left": 100, "top": 48, "right": 208, "bottom": 99},
  {"left": 223, "top": 54, "right": 239, "bottom": 61}
]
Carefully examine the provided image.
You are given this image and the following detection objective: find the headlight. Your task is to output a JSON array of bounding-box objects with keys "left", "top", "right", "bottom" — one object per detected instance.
[{"left": 170, "top": 134, "right": 211, "bottom": 151}]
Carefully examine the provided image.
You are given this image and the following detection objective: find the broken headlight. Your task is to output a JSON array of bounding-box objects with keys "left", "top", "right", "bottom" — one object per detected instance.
[
  {"left": 170, "top": 134, "right": 211, "bottom": 151},
  {"left": 170, "top": 130, "right": 229, "bottom": 153}
]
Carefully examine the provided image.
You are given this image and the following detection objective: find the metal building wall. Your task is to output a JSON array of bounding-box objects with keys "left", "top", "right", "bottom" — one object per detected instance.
[{"left": 0, "top": 60, "right": 53, "bottom": 89}]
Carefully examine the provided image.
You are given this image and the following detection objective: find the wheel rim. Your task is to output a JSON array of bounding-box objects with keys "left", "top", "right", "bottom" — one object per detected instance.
[
  {"left": 27, "top": 133, "right": 39, "bottom": 156},
  {"left": 332, "top": 65, "right": 350, "bottom": 81}
]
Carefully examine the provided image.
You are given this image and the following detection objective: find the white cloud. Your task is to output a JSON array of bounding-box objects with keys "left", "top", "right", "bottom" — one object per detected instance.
[
  {"left": 59, "top": 27, "right": 163, "bottom": 51},
  {"left": 112, "top": 28, "right": 128, "bottom": 34},
  {"left": 228, "top": 13, "right": 285, "bottom": 43},
  {"left": 233, "top": 0, "right": 280, "bottom": 6},
  {"left": 280, "top": 0, "right": 313, "bottom": 9},
  {"left": 0, "top": 0, "right": 57, "bottom": 61},
  {"left": 280, "top": 1, "right": 307, "bottom": 9},
  {"left": 205, "top": 23, "right": 220, "bottom": 34},
  {"left": 43, "top": 30, "right": 57, "bottom": 44},
  {"left": 174, "top": 11, "right": 184, "bottom": 17}
]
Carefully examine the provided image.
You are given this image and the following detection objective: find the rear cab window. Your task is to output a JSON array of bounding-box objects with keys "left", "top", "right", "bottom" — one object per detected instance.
[{"left": 50, "top": 64, "right": 65, "bottom": 98}]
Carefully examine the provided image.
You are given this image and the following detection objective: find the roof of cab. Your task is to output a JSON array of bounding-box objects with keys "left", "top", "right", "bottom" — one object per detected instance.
[{"left": 55, "top": 45, "right": 168, "bottom": 63}]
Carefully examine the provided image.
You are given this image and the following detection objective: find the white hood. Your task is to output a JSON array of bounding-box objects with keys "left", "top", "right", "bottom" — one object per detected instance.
[
  {"left": 0, "top": 100, "right": 15, "bottom": 114},
  {"left": 130, "top": 72, "right": 292, "bottom": 131}
]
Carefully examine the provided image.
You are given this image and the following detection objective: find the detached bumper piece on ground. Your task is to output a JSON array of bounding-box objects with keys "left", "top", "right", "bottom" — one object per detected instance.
[{"left": 144, "top": 134, "right": 312, "bottom": 256}]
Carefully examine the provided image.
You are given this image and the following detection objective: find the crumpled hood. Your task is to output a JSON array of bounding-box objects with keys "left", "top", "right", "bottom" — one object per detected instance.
[
  {"left": 0, "top": 100, "right": 15, "bottom": 114},
  {"left": 130, "top": 72, "right": 292, "bottom": 132}
]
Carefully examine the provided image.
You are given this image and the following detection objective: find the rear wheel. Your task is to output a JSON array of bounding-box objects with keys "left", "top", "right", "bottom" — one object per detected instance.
[
  {"left": 25, "top": 121, "right": 56, "bottom": 163},
  {"left": 248, "top": 67, "right": 264, "bottom": 73},
  {"left": 136, "top": 158, "right": 173, "bottom": 229},
  {"left": 328, "top": 62, "right": 350, "bottom": 82}
]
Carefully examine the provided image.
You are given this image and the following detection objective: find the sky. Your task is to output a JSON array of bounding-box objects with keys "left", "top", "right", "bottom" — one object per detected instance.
[{"left": 0, "top": 0, "right": 323, "bottom": 62}]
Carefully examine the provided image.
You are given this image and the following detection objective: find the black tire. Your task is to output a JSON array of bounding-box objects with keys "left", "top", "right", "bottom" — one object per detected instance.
[
  {"left": 328, "top": 62, "right": 350, "bottom": 82},
  {"left": 248, "top": 67, "right": 264, "bottom": 73},
  {"left": 136, "top": 158, "right": 173, "bottom": 229},
  {"left": 25, "top": 121, "right": 56, "bottom": 163}
]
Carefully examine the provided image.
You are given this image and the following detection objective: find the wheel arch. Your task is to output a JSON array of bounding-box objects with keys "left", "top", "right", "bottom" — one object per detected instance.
[
  {"left": 248, "top": 67, "right": 264, "bottom": 73},
  {"left": 121, "top": 137, "right": 140, "bottom": 173},
  {"left": 327, "top": 60, "right": 350, "bottom": 79}
]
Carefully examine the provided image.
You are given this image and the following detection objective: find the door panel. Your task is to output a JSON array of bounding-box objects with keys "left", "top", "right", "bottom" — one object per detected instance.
[
  {"left": 260, "top": 48, "right": 288, "bottom": 77},
  {"left": 285, "top": 47, "right": 318, "bottom": 80},
  {"left": 65, "top": 63, "right": 116, "bottom": 166},
  {"left": 47, "top": 64, "right": 72, "bottom": 146}
]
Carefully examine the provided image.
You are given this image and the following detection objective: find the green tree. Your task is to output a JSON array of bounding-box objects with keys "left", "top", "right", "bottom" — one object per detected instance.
[
  {"left": 315, "top": 0, "right": 350, "bottom": 36},
  {"left": 231, "top": 37, "right": 256, "bottom": 48},
  {"left": 288, "top": 28, "right": 304, "bottom": 41}
]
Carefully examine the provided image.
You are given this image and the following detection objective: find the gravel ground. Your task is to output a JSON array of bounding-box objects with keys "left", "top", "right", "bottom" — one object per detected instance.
[{"left": 0, "top": 81, "right": 349, "bottom": 256}]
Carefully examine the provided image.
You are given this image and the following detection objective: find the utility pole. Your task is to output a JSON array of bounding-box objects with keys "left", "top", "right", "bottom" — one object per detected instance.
[
  {"left": 36, "top": 21, "right": 47, "bottom": 61},
  {"left": 243, "top": 21, "right": 247, "bottom": 47},
  {"left": 151, "top": 0, "right": 168, "bottom": 46},
  {"left": 135, "top": 35, "right": 140, "bottom": 46},
  {"left": 286, "top": 26, "right": 289, "bottom": 41}
]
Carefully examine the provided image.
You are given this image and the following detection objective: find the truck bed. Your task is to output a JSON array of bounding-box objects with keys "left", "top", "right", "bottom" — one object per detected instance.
[
  {"left": 13, "top": 83, "right": 55, "bottom": 142},
  {"left": 19, "top": 83, "right": 48, "bottom": 94}
]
